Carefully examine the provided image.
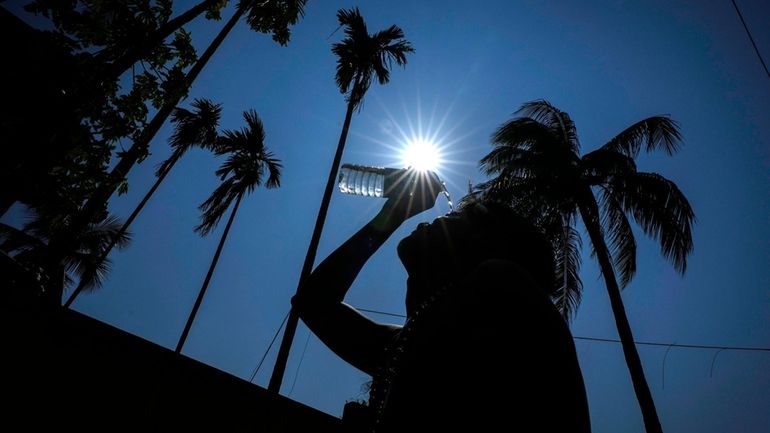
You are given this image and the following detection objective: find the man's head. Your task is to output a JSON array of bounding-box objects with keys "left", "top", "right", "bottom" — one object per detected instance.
[{"left": 397, "top": 199, "right": 555, "bottom": 315}]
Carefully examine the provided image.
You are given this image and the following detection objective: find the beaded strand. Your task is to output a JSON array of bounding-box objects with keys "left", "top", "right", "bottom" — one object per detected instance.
[{"left": 366, "top": 283, "right": 452, "bottom": 432}]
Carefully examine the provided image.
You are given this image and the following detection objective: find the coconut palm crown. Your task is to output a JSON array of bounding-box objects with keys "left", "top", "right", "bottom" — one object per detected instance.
[
  {"left": 478, "top": 100, "right": 693, "bottom": 320},
  {"left": 477, "top": 99, "right": 694, "bottom": 433}
]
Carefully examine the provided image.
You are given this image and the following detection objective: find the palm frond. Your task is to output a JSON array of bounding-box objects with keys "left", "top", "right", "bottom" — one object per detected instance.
[
  {"left": 168, "top": 99, "right": 222, "bottom": 150},
  {"left": 551, "top": 224, "right": 583, "bottom": 321},
  {"left": 241, "top": 0, "right": 308, "bottom": 45},
  {"left": 599, "top": 186, "right": 637, "bottom": 287},
  {"left": 79, "top": 214, "right": 132, "bottom": 252},
  {"left": 610, "top": 172, "right": 694, "bottom": 273},
  {"left": 331, "top": 40, "right": 356, "bottom": 95},
  {"left": 331, "top": 8, "right": 368, "bottom": 96},
  {"left": 0, "top": 222, "right": 43, "bottom": 254},
  {"left": 516, "top": 100, "right": 580, "bottom": 152},
  {"left": 197, "top": 109, "right": 282, "bottom": 235},
  {"left": 157, "top": 98, "right": 222, "bottom": 176},
  {"left": 372, "top": 25, "right": 413, "bottom": 84},
  {"left": 471, "top": 184, "right": 583, "bottom": 321},
  {"left": 261, "top": 150, "right": 283, "bottom": 188},
  {"left": 3, "top": 211, "right": 131, "bottom": 293},
  {"left": 196, "top": 178, "right": 238, "bottom": 236},
  {"left": 65, "top": 214, "right": 131, "bottom": 292},
  {"left": 489, "top": 117, "right": 557, "bottom": 153},
  {"left": 581, "top": 148, "right": 637, "bottom": 185},
  {"left": 66, "top": 250, "right": 111, "bottom": 292},
  {"left": 242, "top": 109, "right": 266, "bottom": 146},
  {"left": 337, "top": 7, "right": 368, "bottom": 38},
  {"left": 601, "top": 116, "right": 681, "bottom": 159},
  {"left": 331, "top": 7, "right": 413, "bottom": 109},
  {"left": 480, "top": 145, "right": 541, "bottom": 177}
]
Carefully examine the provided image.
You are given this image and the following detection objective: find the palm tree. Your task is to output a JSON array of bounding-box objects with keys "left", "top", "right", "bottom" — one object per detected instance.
[
  {"left": 37, "top": 1, "right": 306, "bottom": 286},
  {"left": 477, "top": 100, "right": 694, "bottom": 433},
  {"left": 0, "top": 211, "right": 131, "bottom": 306},
  {"left": 63, "top": 99, "right": 222, "bottom": 308},
  {"left": 269, "top": 7, "right": 415, "bottom": 393},
  {"left": 175, "top": 109, "right": 281, "bottom": 354}
]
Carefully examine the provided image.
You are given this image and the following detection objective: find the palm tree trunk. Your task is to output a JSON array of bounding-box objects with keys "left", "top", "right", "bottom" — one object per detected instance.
[
  {"left": 63, "top": 149, "right": 184, "bottom": 308},
  {"left": 45, "top": 5, "right": 246, "bottom": 288},
  {"left": 268, "top": 82, "right": 361, "bottom": 393},
  {"left": 175, "top": 193, "right": 243, "bottom": 354},
  {"left": 95, "top": 0, "right": 221, "bottom": 83},
  {"left": 578, "top": 189, "right": 664, "bottom": 433}
]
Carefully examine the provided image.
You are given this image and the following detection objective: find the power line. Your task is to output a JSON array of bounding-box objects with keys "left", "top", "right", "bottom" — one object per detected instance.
[
  {"left": 730, "top": 0, "right": 770, "bottom": 79},
  {"left": 574, "top": 335, "right": 770, "bottom": 352},
  {"left": 288, "top": 330, "right": 312, "bottom": 397},
  {"left": 249, "top": 311, "right": 290, "bottom": 383},
  {"left": 357, "top": 306, "right": 770, "bottom": 353}
]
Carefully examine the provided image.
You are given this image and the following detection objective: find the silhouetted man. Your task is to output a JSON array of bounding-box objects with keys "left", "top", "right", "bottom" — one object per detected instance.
[{"left": 293, "top": 171, "right": 591, "bottom": 432}]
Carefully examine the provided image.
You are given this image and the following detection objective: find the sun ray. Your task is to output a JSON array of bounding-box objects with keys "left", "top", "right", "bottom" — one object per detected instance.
[{"left": 349, "top": 89, "right": 495, "bottom": 215}]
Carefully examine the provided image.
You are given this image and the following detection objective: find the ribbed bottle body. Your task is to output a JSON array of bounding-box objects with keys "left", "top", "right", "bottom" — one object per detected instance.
[{"left": 338, "top": 164, "right": 399, "bottom": 198}]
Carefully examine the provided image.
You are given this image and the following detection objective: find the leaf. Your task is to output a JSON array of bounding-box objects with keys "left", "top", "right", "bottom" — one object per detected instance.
[
  {"left": 601, "top": 116, "right": 682, "bottom": 159},
  {"left": 599, "top": 186, "right": 637, "bottom": 288},
  {"left": 611, "top": 172, "right": 694, "bottom": 273},
  {"left": 551, "top": 224, "right": 583, "bottom": 321},
  {"left": 196, "top": 109, "right": 282, "bottom": 235}
]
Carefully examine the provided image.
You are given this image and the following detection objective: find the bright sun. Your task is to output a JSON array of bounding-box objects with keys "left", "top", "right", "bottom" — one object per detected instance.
[{"left": 401, "top": 138, "right": 441, "bottom": 172}]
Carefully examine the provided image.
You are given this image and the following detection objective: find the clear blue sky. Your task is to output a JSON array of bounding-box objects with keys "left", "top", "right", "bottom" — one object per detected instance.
[{"left": 6, "top": 1, "right": 770, "bottom": 432}]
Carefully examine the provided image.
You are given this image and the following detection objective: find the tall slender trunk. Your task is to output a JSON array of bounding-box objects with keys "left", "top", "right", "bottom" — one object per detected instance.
[
  {"left": 578, "top": 189, "right": 663, "bottom": 433},
  {"left": 63, "top": 149, "right": 184, "bottom": 308},
  {"left": 268, "top": 83, "right": 361, "bottom": 393},
  {"left": 95, "top": 0, "right": 220, "bottom": 83},
  {"left": 45, "top": 5, "right": 246, "bottom": 290},
  {"left": 175, "top": 193, "right": 243, "bottom": 354}
]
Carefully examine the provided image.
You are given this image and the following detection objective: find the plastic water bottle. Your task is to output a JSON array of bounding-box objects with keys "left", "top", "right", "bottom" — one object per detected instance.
[
  {"left": 338, "top": 164, "right": 400, "bottom": 198},
  {"left": 338, "top": 163, "right": 454, "bottom": 210}
]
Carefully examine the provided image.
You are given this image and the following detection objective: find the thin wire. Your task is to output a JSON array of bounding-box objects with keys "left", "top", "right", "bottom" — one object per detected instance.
[
  {"left": 356, "top": 306, "right": 770, "bottom": 352},
  {"left": 573, "top": 335, "right": 770, "bottom": 352},
  {"left": 327, "top": 24, "right": 343, "bottom": 40},
  {"left": 661, "top": 342, "right": 676, "bottom": 389},
  {"left": 288, "top": 330, "right": 312, "bottom": 397},
  {"left": 710, "top": 348, "right": 727, "bottom": 378},
  {"left": 249, "top": 311, "right": 290, "bottom": 383},
  {"left": 730, "top": 0, "right": 770, "bottom": 79}
]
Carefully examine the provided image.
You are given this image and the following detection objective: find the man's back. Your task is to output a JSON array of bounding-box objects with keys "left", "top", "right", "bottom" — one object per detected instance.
[{"left": 376, "top": 260, "right": 591, "bottom": 432}]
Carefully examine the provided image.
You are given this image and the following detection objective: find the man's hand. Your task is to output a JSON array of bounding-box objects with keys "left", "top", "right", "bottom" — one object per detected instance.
[{"left": 372, "top": 169, "right": 443, "bottom": 231}]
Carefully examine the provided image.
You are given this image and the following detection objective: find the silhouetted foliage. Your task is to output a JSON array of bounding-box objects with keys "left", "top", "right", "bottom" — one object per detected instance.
[
  {"left": 1, "top": 1, "right": 307, "bottom": 305},
  {"left": 156, "top": 98, "right": 223, "bottom": 176},
  {"left": 63, "top": 98, "right": 224, "bottom": 307},
  {"left": 332, "top": 7, "right": 414, "bottom": 110},
  {"left": 476, "top": 99, "right": 694, "bottom": 433},
  {"left": 196, "top": 109, "right": 282, "bottom": 235},
  {"left": 0, "top": 210, "right": 130, "bottom": 295},
  {"left": 24, "top": 0, "right": 199, "bottom": 143},
  {"left": 241, "top": 0, "right": 308, "bottom": 45}
]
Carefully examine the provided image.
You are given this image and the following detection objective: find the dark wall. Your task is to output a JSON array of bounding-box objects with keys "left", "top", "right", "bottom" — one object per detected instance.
[{"left": 1, "top": 304, "right": 341, "bottom": 432}]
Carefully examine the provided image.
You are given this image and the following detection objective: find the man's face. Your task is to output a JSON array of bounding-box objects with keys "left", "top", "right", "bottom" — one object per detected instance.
[{"left": 397, "top": 212, "right": 477, "bottom": 314}]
